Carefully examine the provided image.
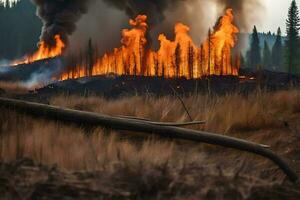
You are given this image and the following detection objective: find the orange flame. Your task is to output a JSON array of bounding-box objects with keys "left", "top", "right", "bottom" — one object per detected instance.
[
  {"left": 61, "top": 9, "right": 240, "bottom": 81},
  {"left": 13, "top": 34, "right": 65, "bottom": 66}
]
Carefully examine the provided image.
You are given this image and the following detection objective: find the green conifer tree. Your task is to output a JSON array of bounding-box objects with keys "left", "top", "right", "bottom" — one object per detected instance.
[
  {"left": 286, "top": 0, "right": 300, "bottom": 74},
  {"left": 272, "top": 27, "right": 283, "bottom": 71},
  {"left": 263, "top": 40, "right": 271, "bottom": 69},
  {"left": 249, "top": 26, "right": 261, "bottom": 70}
]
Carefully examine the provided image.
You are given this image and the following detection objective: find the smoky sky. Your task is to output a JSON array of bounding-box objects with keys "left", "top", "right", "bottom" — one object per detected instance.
[
  {"left": 218, "top": 0, "right": 263, "bottom": 31},
  {"left": 67, "top": 0, "right": 262, "bottom": 54},
  {"left": 102, "top": 0, "right": 183, "bottom": 26},
  {"left": 102, "top": 0, "right": 262, "bottom": 30},
  {"left": 31, "top": 0, "right": 263, "bottom": 53},
  {"left": 32, "top": 0, "right": 93, "bottom": 46}
]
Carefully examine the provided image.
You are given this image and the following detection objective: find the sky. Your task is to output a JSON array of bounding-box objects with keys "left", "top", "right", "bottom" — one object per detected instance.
[
  {"left": 260, "top": 0, "right": 300, "bottom": 34},
  {"left": 0, "top": 0, "right": 299, "bottom": 35}
]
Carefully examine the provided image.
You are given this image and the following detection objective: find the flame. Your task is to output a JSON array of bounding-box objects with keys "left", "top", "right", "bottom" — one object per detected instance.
[
  {"left": 61, "top": 9, "right": 240, "bottom": 81},
  {"left": 13, "top": 35, "right": 65, "bottom": 66}
]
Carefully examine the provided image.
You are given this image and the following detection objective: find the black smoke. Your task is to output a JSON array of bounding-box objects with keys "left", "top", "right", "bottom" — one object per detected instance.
[
  {"left": 102, "top": 0, "right": 262, "bottom": 30},
  {"left": 32, "top": 0, "right": 93, "bottom": 47},
  {"left": 102, "top": 0, "right": 183, "bottom": 26},
  {"left": 32, "top": 0, "right": 262, "bottom": 50}
]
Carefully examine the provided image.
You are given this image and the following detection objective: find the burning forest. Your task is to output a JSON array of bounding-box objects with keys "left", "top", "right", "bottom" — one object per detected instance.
[
  {"left": 61, "top": 9, "right": 240, "bottom": 80},
  {"left": 12, "top": 8, "right": 240, "bottom": 81},
  {"left": 12, "top": 34, "right": 65, "bottom": 65},
  {"left": 4, "top": 0, "right": 265, "bottom": 84},
  {"left": 0, "top": 0, "right": 300, "bottom": 199}
]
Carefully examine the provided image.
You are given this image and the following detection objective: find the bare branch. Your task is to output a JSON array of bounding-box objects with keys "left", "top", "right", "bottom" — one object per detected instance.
[{"left": 169, "top": 86, "right": 193, "bottom": 121}]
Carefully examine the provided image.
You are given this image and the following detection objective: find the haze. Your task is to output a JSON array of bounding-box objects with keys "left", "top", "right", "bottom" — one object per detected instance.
[{"left": 260, "top": 0, "right": 300, "bottom": 34}]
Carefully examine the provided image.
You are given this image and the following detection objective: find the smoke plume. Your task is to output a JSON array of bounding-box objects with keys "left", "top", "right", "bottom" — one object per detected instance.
[
  {"left": 68, "top": 0, "right": 127, "bottom": 55},
  {"left": 38, "top": 0, "right": 263, "bottom": 54},
  {"left": 32, "top": 0, "right": 93, "bottom": 46},
  {"left": 102, "top": 0, "right": 183, "bottom": 26},
  {"left": 30, "top": 0, "right": 263, "bottom": 49},
  {"left": 97, "top": 0, "right": 263, "bottom": 48},
  {"left": 217, "top": 0, "right": 263, "bottom": 31},
  {"left": 102, "top": 0, "right": 262, "bottom": 31}
]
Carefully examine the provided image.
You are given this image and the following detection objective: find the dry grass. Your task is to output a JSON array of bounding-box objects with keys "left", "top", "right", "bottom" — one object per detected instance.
[
  {"left": 0, "top": 89, "right": 300, "bottom": 188},
  {"left": 0, "top": 81, "right": 29, "bottom": 94},
  {"left": 51, "top": 89, "right": 300, "bottom": 134},
  {"left": 0, "top": 110, "right": 202, "bottom": 172}
]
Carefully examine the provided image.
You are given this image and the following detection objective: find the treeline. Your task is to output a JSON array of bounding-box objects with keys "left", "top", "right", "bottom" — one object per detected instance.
[
  {"left": 244, "top": 0, "right": 300, "bottom": 74},
  {"left": 0, "top": 0, "right": 41, "bottom": 60}
]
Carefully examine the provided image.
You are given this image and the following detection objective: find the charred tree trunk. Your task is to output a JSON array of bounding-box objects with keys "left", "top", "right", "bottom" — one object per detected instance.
[
  {"left": 175, "top": 43, "right": 181, "bottom": 78},
  {"left": 154, "top": 56, "right": 159, "bottom": 77},
  {"left": 200, "top": 45, "right": 204, "bottom": 76},
  {"left": 188, "top": 42, "right": 194, "bottom": 79},
  {"left": 133, "top": 54, "right": 137, "bottom": 76},
  {"left": 208, "top": 28, "right": 212, "bottom": 75},
  {"left": 87, "top": 38, "right": 94, "bottom": 77}
]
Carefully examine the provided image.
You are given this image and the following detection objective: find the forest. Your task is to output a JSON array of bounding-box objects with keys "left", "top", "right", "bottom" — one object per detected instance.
[
  {"left": 1, "top": 0, "right": 299, "bottom": 75},
  {"left": 0, "top": 1, "right": 300, "bottom": 199}
]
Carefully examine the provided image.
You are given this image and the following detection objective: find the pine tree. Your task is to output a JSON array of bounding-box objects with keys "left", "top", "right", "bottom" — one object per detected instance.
[
  {"left": 161, "top": 63, "right": 165, "bottom": 77},
  {"left": 240, "top": 53, "right": 245, "bottom": 69},
  {"left": 175, "top": 43, "right": 181, "bottom": 78},
  {"left": 263, "top": 40, "right": 271, "bottom": 69},
  {"left": 188, "top": 42, "right": 194, "bottom": 78},
  {"left": 154, "top": 55, "right": 158, "bottom": 76},
  {"left": 286, "top": 0, "right": 300, "bottom": 74},
  {"left": 200, "top": 44, "right": 204, "bottom": 75},
  {"left": 133, "top": 54, "right": 137, "bottom": 76},
  {"left": 249, "top": 26, "right": 261, "bottom": 70},
  {"left": 272, "top": 27, "right": 283, "bottom": 71},
  {"left": 208, "top": 28, "right": 212, "bottom": 74},
  {"left": 246, "top": 50, "right": 251, "bottom": 68},
  {"left": 139, "top": 37, "right": 144, "bottom": 75},
  {"left": 87, "top": 38, "right": 94, "bottom": 77}
]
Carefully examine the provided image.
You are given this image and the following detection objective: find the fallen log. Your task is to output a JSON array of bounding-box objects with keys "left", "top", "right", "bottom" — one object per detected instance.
[
  {"left": 117, "top": 115, "right": 151, "bottom": 121},
  {"left": 145, "top": 120, "right": 206, "bottom": 127},
  {"left": 117, "top": 115, "right": 206, "bottom": 127},
  {"left": 0, "top": 97, "right": 298, "bottom": 182}
]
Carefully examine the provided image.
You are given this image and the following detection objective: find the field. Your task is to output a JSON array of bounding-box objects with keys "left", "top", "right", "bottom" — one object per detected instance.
[{"left": 0, "top": 85, "right": 300, "bottom": 199}]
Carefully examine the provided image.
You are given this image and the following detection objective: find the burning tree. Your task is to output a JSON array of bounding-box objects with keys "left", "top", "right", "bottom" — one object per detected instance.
[
  {"left": 9, "top": 7, "right": 240, "bottom": 81},
  {"left": 61, "top": 9, "right": 240, "bottom": 81},
  {"left": 13, "top": 35, "right": 65, "bottom": 66}
]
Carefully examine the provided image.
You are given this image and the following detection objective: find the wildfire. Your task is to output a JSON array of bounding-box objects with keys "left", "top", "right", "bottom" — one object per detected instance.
[
  {"left": 61, "top": 9, "right": 240, "bottom": 81},
  {"left": 13, "top": 35, "right": 65, "bottom": 66}
]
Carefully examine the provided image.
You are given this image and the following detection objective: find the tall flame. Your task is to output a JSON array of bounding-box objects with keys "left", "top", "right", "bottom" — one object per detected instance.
[
  {"left": 61, "top": 8, "right": 240, "bottom": 80},
  {"left": 13, "top": 34, "right": 65, "bottom": 66}
]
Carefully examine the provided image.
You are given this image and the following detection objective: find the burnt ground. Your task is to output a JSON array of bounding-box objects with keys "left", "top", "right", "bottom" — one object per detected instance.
[
  {"left": 1, "top": 63, "right": 300, "bottom": 199},
  {"left": 1, "top": 57, "right": 300, "bottom": 101},
  {"left": 0, "top": 77, "right": 299, "bottom": 199},
  {"left": 0, "top": 158, "right": 300, "bottom": 200},
  {"left": 6, "top": 69, "right": 300, "bottom": 103}
]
